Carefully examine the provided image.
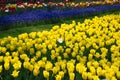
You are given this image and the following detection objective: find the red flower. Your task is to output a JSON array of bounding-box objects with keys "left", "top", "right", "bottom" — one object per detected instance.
[
  {"left": 1, "top": 5, "right": 6, "bottom": 12},
  {"left": 48, "top": 2, "right": 53, "bottom": 6}
]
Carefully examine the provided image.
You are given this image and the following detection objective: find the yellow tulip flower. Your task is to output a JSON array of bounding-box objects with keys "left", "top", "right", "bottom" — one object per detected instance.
[
  {"left": 92, "top": 75, "right": 100, "bottom": 80},
  {"left": 29, "top": 64, "right": 34, "bottom": 72},
  {"left": 33, "top": 68, "right": 40, "bottom": 76},
  {"left": 13, "top": 61, "right": 21, "bottom": 70},
  {"left": 58, "top": 71, "right": 64, "bottom": 78},
  {"left": 43, "top": 70, "right": 49, "bottom": 79},
  {"left": 87, "top": 72, "right": 93, "bottom": 80},
  {"left": 4, "top": 62, "right": 10, "bottom": 70},
  {"left": 0, "top": 56, "right": 3, "bottom": 62},
  {"left": 11, "top": 70, "right": 19, "bottom": 78},
  {"left": 41, "top": 48, "right": 47, "bottom": 54},
  {"left": 55, "top": 75, "right": 61, "bottom": 80},
  {"left": 69, "top": 72, "right": 75, "bottom": 80},
  {"left": 45, "top": 61, "right": 53, "bottom": 71},
  {"left": 1, "top": 47, "right": 7, "bottom": 53},
  {"left": 48, "top": 44, "right": 53, "bottom": 50},
  {"left": 0, "top": 65, "right": 2, "bottom": 73}
]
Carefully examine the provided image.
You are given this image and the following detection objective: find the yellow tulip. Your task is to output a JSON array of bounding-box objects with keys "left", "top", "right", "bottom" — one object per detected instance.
[
  {"left": 11, "top": 70, "right": 19, "bottom": 78},
  {"left": 36, "top": 51, "right": 41, "bottom": 58},
  {"left": 71, "top": 52, "right": 76, "bottom": 58},
  {"left": 90, "top": 49, "right": 96, "bottom": 55},
  {"left": 65, "top": 48, "right": 71, "bottom": 54},
  {"left": 76, "top": 63, "right": 87, "bottom": 74},
  {"left": 20, "top": 54, "right": 28, "bottom": 60},
  {"left": 33, "top": 68, "right": 40, "bottom": 76},
  {"left": 88, "top": 54, "right": 93, "bottom": 61},
  {"left": 55, "top": 48, "right": 60, "bottom": 53},
  {"left": 5, "top": 52, "right": 10, "bottom": 56},
  {"left": 55, "top": 75, "right": 61, "bottom": 80},
  {"left": 0, "top": 40, "right": 5, "bottom": 46},
  {"left": 10, "top": 45, "right": 15, "bottom": 51},
  {"left": 41, "top": 48, "right": 47, "bottom": 54},
  {"left": 87, "top": 72, "right": 93, "bottom": 80},
  {"left": 48, "top": 44, "right": 53, "bottom": 50},
  {"left": 0, "top": 65, "right": 2, "bottom": 73},
  {"left": 23, "top": 61, "right": 30, "bottom": 69},
  {"left": 57, "top": 56, "right": 62, "bottom": 61},
  {"left": 4, "top": 62, "right": 10, "bottom": 70},
  {"left": 0, "top": 56, "right": 3, "bottom": 62},
  {"left": 28, "top": 64, "right": 34, "bottom": 72},
  {"left": 37, "top": 60, "right": 45, "bottom": 68},
  {"left": 1, "top": 47, "right": 7, "bottom": 53},
  {"left": 76, "top": 55, "right": 81, "bottom": 61},
  {"left": 45, "top": 61, "right": 53, "bottom": 71},
  {"left": 13, "top": 62, "right": 21, "bottom": 70},
  {"left": 97, "top": 67, "right": 102, "bottom": 77},
  {"left": 12, "top": 52, "right": 19, "bottom": 57},
  {"left": 82, "top": 72, "right": 87, "bottom": 80},
  {"left": 63, "top": 53, "right": 68, "bottom": 58},
  {"left": 92, "top": 61, "right": 99, "bottom": 68},
  {"left": 95, "top": 52, "right": 100, "bottom": 59},
  {"left": 43, "top": 70, "right": 49, "bottom": 78},
  {"left": 61, "top": 63, "right": 66, "bottom": 70},
  {"left": 111, "top": 76, "right": 117, "bottom": 80},
  {"left": 42, "top": 57, "right": 47, "bottom": 62},
  {"left": 30, "top": 58, "right": 36, "bottom": 65},
  {"left": 67, "top": 62, "right": 74, "bottom": 73},
  {"left": 69, "top": 72, "right": 75, "bottom": 80},
  {"left": 58, "top": 71, "right": 64, "bottom": 78},
  {"left": 52, "top": 67, "right": 58, "bottom": 74},
  {"left": 93, "top": 75, "right": 100, "bottom": 80},
  {"left": 30, "top": 48, "right": 35, "bottom": 55},
  {"left": 116, "top": 71, "right": 120, "bottom": 79},
  {"left": 51, "top": 50, "right": 55, "bottom": 55},
  {"left": 80, "top": 46, "right": 85, "bottom": 52},
  {"left": 90, "top": 66, "right": 96, "bottom": 75},
  {"left": 99, "top": 41, "right": 104, "bottom": 47},
  {"left": 29, "top": 32, "right": 36, "bottom": 39},
  {"left": 87, "top": 61, "right": 91, "bottom": 69}
]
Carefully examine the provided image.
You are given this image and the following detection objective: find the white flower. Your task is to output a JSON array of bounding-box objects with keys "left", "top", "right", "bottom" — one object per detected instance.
[
  {"left": 17, "top": 5, "right": 25, "bottom": 8},
  {"left": 24, "top": 2, "right": 28, "bottom": 5},
  {"left": 58, "top": 38, "right": 63, "bottom": 43},
  {"left": 5, "top": 9, "right": 9, "bottom": 12},
  {"left": 43, "top": 3, "right": 47, "bottom": 7},
  {"left": 37, "top": 1, "right": 40, "bottom": 4},
  {"left": 33, "top": 6, "right": 35, "bottom": 8}
]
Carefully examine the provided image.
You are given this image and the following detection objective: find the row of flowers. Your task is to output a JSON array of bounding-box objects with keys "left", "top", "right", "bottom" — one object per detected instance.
[
  {"left": 0, "top": 3, "right": 120, "bottom": 26},
  {"left": 0, "top": 13, "right": 120, "bottom": 80},
  {"left": 0, "top": 0, "right": 120, "bottom": 13}
]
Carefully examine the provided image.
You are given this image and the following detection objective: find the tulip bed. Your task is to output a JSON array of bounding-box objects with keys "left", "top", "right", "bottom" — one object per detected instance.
[
  {"left": 0, "top": 0, "right": 119, "bottom": 13},
  {"left": 0, "top": 3, "right": 120, "bottom": 26},
  {"left": 0, "top": 13, "right": 120, "bottom": 80}
]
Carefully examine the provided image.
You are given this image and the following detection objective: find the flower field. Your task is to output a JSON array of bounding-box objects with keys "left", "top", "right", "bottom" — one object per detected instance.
[
  {"left": 0, "top": 0, "right": 119, "bottom": 13},
  {"left": 0, "top": 3, "right": 120, "bottom": 26},
  {"left": 0, "top": 13, "right": 120, "bottom": 80}
]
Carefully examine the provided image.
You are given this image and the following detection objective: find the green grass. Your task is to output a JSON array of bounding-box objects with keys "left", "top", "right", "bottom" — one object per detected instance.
[
  {"left": 0, "top": 10, "right": 120, "bottom": 39},
  {"left": 0, "top": 18, "right": 85, "bottom": 38},
  {"left": 0, "top": 24, "right": 54, "bottom": 38}
]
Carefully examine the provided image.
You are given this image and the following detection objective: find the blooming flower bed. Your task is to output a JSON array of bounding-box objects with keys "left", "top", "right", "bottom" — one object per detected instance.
[
  {"left": 0, "top": 3, "right": 120, "bottom": 26},
  {"left": 0, "top": 13, "right": 120, "bottom": 80},
  {"left": 0, "top": 0, "right": 119, "bottom": 13}
]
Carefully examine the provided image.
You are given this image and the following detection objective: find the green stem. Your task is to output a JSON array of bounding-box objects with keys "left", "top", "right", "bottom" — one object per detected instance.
[{"left": 47, "top": 77, "right": 49, "bottom": 80}]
